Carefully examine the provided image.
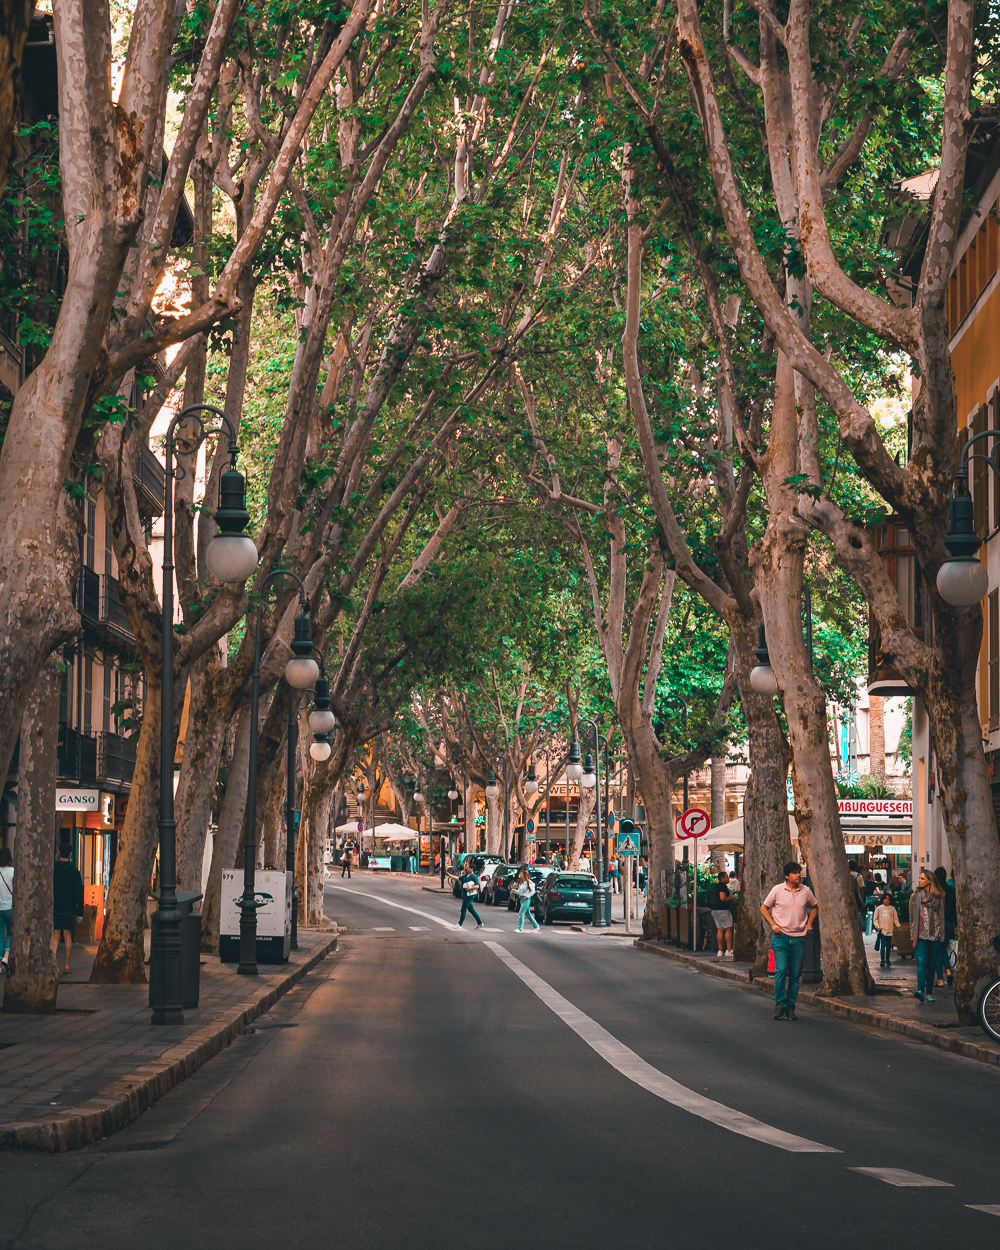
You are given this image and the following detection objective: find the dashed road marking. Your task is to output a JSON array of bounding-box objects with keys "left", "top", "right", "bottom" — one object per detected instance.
[
  {"left": 326, "top": 884, "right": 458, "bottom": 930},
  {"left": 485, "top": 941, "right": 838, "bottom": 1154},
  {"left": 850, "top": 1168, "right": 953, "bottom": 1188},
  {"left": 967, "top": 1206, "right": 1000, "bottom": 1216},
  {"left": 409, "top": 926, "right": 428, "bottom": 931},
  {"left": 373, "top": 927, "right": 395, "bottom": 932}
]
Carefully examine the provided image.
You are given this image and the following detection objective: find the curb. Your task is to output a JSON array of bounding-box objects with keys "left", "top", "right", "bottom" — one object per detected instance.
[
  {"left": 0, "top": 932, "right": 339, "bottom": 1153},
  {"left": 634, "top": 939, "right": 1000, "bottom": 1069}
]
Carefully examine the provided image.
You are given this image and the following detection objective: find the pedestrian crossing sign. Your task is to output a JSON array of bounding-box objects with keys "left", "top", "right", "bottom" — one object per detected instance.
[{"left": 617, "top": 831, "right": 640, "bottom": 855}]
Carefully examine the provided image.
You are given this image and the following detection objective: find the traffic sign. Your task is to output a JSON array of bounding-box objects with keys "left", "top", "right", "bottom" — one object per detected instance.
[
  {"left": 676, "top": 807, "right": 709, "bottom": 839},
  {"left": 607, "top": 810, "right": 616, "bottom": 828},
  {"left": 617, "top": 831, "right": 640, "bottom": 855},
  {"left": 527, "top": 818, "right": 535, "bottom": 833},
  {"left": 356, "top": 821, "right": 363, "bottom": 833}
]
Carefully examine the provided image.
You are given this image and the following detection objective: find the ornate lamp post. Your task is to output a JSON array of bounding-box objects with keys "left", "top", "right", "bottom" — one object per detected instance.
[
  {"left": 936, "top": 429, "right": 1000, "bottom": 605},
  {"left": 238, "top": 572, "right": 318, "bottom": 976},
  {"left": 150, "top": 404, "right": 258, "bottom": 1026}
]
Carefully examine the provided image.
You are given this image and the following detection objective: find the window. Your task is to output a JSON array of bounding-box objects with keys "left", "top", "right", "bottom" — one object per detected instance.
[
  {"left": 992, "top": 392, "right": 1000, "bottom": 531},
  {"left": 83, "top": 655, "right": 93, "bottom": 734},
  {"left": 990, "top": 590, "right": 999, "bottom": 731},
  {"left": 104, "top": 509, "right": 112, "bottom": 577},
  {"left": 103, "top": 660, "right": 111, "bottom": 733},
  {"left": 85, "top": 498, "right": 96, "bottom": 570}
]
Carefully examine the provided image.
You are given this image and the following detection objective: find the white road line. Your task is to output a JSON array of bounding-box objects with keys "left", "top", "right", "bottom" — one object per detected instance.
[
  {"left": 485, "top": 941, "right": 837, "bottom": 1155},
  {"left": 326, "top": 884, "right": 458, "bottom": 930},
  {"left": 373, "top": 927, "right": 395, "bottom": 932},
  {"left": 409, "top": 926, "right": 428, "bottom": 932},
  {"left": 968, "top": 1206, "right": 1000, "bottom": 1216},
  {"left": 850, "top": 1168, "right": 953, "bottom": 1188}
]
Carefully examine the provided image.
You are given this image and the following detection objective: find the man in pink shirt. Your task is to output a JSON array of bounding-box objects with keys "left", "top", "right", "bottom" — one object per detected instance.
[{"left": 760, "top": 862, "right": 818, "bottom": 1021}]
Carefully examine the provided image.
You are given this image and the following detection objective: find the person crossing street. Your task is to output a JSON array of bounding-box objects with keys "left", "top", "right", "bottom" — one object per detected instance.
[
  {"left": 514, "top": 868, "right": 539, "bottom": 931},
  {"left": 448, "top": 862, "right": 484, "bottom": 928}
]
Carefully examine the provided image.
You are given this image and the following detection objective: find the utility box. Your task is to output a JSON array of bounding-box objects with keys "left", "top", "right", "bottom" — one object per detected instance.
[{"left": 219, "top": 870, "right": 292, "bottom": 964}]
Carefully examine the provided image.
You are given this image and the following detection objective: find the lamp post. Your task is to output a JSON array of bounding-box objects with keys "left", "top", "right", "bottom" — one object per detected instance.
[
  {"left": 150, "top": 404, "right": 258, "bottom": 1026},
  {"left": 238, "top": 572, "right": 319, "bottom": 976},
  {"left": 580, "top": 719, "right": 608, "bottom": 927},
  {"left": 936, "top": 428, "right": 1000, "bottom": 605},
  {"left": 446, "top": 779, "right": 458, "bottom": 881},
  {"left": 289, "top": 669, "right": 334, "bottom": 951},
  {"left": 566, "top": 737, "right": 583, "bottom": 867},
  {"left": 524, "top": 761, "right": 539, "bottom": 862}
]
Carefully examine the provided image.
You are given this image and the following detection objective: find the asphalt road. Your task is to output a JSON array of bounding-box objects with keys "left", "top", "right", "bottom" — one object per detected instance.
[{"left": 4, "top": 872, "right": 1000, "bottom": 1249}]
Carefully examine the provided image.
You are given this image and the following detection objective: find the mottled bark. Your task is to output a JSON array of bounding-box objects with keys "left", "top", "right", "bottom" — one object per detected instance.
[
  {"left": 710, "top": 755, "right": 726, "bottom": 828},
  {"left": 869, "top": 695, "right": 885, "bottom": 779},
  {"left": 202, "top": 705, "right": 251, "bottom": 952},
  {"left": 174, "top": 659, "right": 229, "bottom": 894},
  {"left": 3, "top": 655, "right": 59, "bottom": 1013},
  {"left": 0, "top": 0, "right": 33, "bottom": 200},
  {"left": 568, "top": 783, "right": 597, "bottom": 869},
  {"left": 89, "top": 681, "right": 164, "bottom": 983}
]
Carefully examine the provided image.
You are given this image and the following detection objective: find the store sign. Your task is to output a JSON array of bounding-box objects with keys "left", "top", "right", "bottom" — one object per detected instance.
[
  {"left": 837, "top": 799, "right": 912, "bottom": 817},
  {"left": 55, "top": 788, "right": 99, "bottom": 811},
  {"left": 849, "top": 833, "right": 911, "bottom": 847}
]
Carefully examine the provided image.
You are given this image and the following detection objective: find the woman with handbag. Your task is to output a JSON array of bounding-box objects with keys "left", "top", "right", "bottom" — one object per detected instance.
[
  {"left": 513, "top": 869, "right": 539, "bottom": 932},
  {"left": 909, "top": 869, "right": 946, "bottom": 1002}
]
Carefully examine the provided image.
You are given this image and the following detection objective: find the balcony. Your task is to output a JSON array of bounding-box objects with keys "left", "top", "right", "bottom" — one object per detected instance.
[
  {"left": 57, "top": 725, "right": 97, "bottom": 785},
  {"left": 101, "top": 575, "right": 132, "bottom": 638},
  {"left": 78, "top": 568, "right": 134, "bottom": 645},
  {"left": 98, "top": 731, "right": 136, "bottom": 785},
  {"left": 133, "top": 444, "right": 165, "bottom": 517}
]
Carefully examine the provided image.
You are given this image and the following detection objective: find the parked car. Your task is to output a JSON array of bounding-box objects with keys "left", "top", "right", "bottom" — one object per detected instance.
[
  {"left": 534, "top": 872, "right": 598, "bottom": 924},
  {"left": 486, "top": 863, "right": 520, "bottom": 906},
  {"left": 451, "top": 853, "right": 505, "bottom": 898},
  {"left": 507, "top": 864, "right": 556, "bottom": 911}
]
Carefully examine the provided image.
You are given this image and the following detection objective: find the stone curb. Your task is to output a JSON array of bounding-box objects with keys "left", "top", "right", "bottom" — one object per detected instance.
[
  {"left": 0, "top": 932, "right": 339, "bottom": 1153},
  {"left": 634, "top": 939, "right": 1000, "bottom": 1069}
]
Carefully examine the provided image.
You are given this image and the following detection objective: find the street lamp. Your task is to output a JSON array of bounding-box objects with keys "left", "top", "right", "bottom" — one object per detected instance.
[
  {"left": 524, "top": 763, "right": 539, "bottom": 795},
  {"left": 566, "top": 739, "right": 583, "bottom": 781},
  {"left": 285, "top": 659, "right": 329, "bottom": 952},
  {"left": 447, "top": 780, "right": 459, "bottom": 801},
  {"left": 238, "top": 571, "right": 317, "bottom": 977},
  {"left": 580, "top": 722, "right": 609, "bottom": 927},
  {"left": 936, "top": 432, "right": 999, "bottom": 605},
  {"left": 749, "top": 621, "right": 779, "bottom": 695},
  {"left": 485, "top": 771, "right": 498, "bottom": 799},
  {"left": 150, "top": 403, "right": 257, "bottom": 1026}
]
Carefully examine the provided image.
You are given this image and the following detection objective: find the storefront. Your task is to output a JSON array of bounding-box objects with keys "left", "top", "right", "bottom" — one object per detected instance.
[
  {"left": 56, "top": 786, "right": 122, "bottom": 939},
  {"left": 837, "top": 798, "right": 912, "bottom": 883}
]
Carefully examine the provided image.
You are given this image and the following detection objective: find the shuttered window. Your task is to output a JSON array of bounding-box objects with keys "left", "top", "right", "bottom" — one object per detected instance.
[
  {"left": 990, "top": 591, "right": 1000, "bottom": 731},
  {"left": 103, "top": 660, "right": 112, "bottom": 732},
  {"left": 83, "top": 655, "right": 93, "bottom": 734},
  {"left": 973, "top": 405, "right": 988, "bottom": 539},
  {"left": 85, "top": 498, "right": 96, "bottom": 570},
  {"left": 992, "top": 392, "right": 1000, "bottom": 532}
]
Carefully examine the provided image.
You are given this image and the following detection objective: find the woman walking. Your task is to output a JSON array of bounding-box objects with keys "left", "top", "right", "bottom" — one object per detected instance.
[
  {"left": 451, "top": 862, "right": 484, "bottom": 929},
  {"left": 909, "top": 868, "right": 945, "bottom": 1001},
  {"left": 0, "top": 847, "right": 12, "bottom": 969},
  {"left": 872, "top": 891, "right": 900, "bottom": 968},
  {"left": 514, "top": 869, "right": 539, "bottom": 932}
]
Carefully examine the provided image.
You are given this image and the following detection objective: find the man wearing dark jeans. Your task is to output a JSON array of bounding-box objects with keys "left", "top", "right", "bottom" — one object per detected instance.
[
  {"left": 760, "top": 862, "right": 818, "bottom": 1021},
  {"left": 455, "top": 866, "right": 484, "bottom": 928},
  {"left": 341, "top": 848, "right": 352, "bottom": 879}
]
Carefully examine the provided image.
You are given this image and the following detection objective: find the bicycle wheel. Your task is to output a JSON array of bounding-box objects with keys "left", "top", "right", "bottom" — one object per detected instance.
[{"left": 977, "top": 979, "right": 1000, "bottom": 1043}]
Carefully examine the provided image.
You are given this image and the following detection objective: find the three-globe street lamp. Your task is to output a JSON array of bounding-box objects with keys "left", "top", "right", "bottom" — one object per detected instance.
[
  {"left": 749, "top": 621, "right": 778, "bottom": 695},
  {"left": 239, "top": 572, "right": 319, "bottom": 976},
  {"left": 282, "top": 667, "right": 334, "bottom": 952},
  {"left": 524, "top": 762, "right": 539, "bottom": 863},
  {"left": 565, "top": 737, "right": 582, "bottom": 865},
  {"left": 150, "top": 404, "right": 258, "bottom": 1026},
  {"left": 937, "top": 428, "right": 1000, "bottom": 606}
]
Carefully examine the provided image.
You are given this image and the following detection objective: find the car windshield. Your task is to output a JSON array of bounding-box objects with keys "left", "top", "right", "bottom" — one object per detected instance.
[{"left": 556, "top": 875, "right": 595, "bottom": 887}]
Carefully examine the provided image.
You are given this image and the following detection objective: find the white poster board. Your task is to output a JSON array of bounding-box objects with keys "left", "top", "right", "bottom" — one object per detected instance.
[{"left": 220, "top": 869, "right": 291, "bottom": 938}]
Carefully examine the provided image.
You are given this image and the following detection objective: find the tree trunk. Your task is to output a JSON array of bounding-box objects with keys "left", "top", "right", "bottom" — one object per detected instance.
[
  {"left": 90, "top": 680, "right": 163, "bottom": 984},
  {"left": 569, "top": 784, "right": 597, "bottom": 869},
  {"left": 174, "top": 656, "right": 229, "bottom": 893},
  {"left": 463, "top": 779, "right": 477, "bottom": 851},
  {"left": 623, "top": 730, "right": 676, "bottom": 939},
  {"left": 262, "top": 752, "right": 285, "bottom": 869},
  {"left": 3, "top": 655, "right": 60, "bottom": 1013},
  {"left": 201, "top": 704, "right": 251, "bottom": 952},
  {"left": 731, "top": 613, "right": 794, "bottom": 972},
  {"left": 710, "top": 754, "right": 726, "bottom": 827},
  {"left": 758, "top": 362, "right": 872, "bottom": 996},
  {"left": 485, "top": 791, "right": 502, "bottom": 855},
  {"left": 869, "top": 695, "right": 885, "bottom": 779}
]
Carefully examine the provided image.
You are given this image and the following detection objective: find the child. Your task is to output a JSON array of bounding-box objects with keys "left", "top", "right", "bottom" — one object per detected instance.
[{"left": 872, "top": 892, "right": 900, "bottom": 968}]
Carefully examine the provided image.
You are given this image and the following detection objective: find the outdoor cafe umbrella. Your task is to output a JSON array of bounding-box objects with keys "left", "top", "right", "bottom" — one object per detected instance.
[{"left": 372, "top": 822, "right": 419, "bottom": 840}]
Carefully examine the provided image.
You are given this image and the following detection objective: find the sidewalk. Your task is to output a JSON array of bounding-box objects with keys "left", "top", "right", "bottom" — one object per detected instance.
[
  {"left": 0, "top": 927, "right": 338, "bottom": 1152},
  {"left": 635, "top": 929, "right": 1000, "bottom": 1069}
]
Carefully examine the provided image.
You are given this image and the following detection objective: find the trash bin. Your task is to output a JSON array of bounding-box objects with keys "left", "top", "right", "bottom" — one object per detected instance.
[
  {"left": 801, "top": 923, "right": 822, "bottom": 984},
  {"left": 150, "top": 890, "right": 203, "bottom": 1009}
]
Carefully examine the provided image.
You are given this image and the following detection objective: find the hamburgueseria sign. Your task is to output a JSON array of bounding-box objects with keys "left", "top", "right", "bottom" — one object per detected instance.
[{"left": 837, "top": 799, "right": 911, "bottom": 817}]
